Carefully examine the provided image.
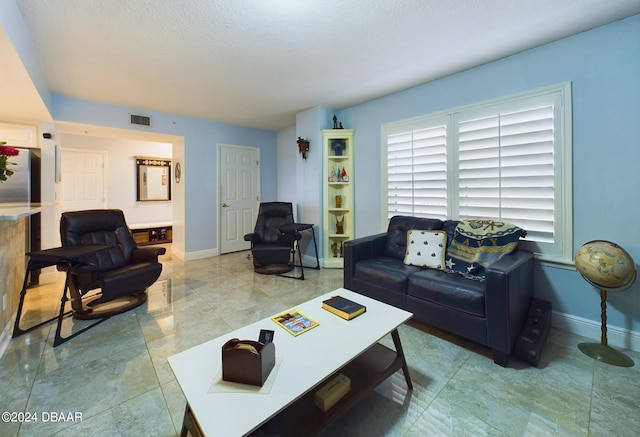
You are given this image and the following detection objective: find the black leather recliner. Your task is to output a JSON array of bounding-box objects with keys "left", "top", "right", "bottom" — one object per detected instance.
[
  {"left": 60, "top": 209, "right": 166, "bottom": 319},
  {"left": 244, "top": 202, "right": 298, "bottom": 274}
]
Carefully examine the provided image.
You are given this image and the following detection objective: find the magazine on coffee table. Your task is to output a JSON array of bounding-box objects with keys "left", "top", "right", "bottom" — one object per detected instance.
[{"left": 271, "top": 309, "right": 319, "bottom": 336}]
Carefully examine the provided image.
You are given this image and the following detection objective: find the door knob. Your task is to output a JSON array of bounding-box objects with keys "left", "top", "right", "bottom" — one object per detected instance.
[{"left": 222, "top": 203, "right": 229, "bottom": 207}]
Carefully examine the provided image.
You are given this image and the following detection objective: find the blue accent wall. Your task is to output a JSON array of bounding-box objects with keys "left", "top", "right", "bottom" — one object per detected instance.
[{"left": 336, "top": 14, "right": 640, "bottom": 334}]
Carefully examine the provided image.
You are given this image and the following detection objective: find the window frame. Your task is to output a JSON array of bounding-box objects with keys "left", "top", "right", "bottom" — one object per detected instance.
[{"left": 381, "top": 82, "right": 573, "bottom": 265}]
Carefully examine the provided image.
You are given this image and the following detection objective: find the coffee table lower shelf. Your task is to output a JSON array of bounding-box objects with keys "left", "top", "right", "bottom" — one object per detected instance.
[{"left": 263, "top": 340, "right": 410, "bottom": 436}]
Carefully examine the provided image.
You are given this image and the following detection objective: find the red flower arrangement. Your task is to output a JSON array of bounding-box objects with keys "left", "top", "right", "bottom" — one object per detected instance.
[{"left": 0, "top": 141, "right": 20, "bottom": 182}]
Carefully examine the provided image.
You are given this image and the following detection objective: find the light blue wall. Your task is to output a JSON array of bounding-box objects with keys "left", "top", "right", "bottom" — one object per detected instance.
[
  {"left": 336, "top": 14, "right": 640, "bottom": 334},
  {"left": 278, "top": 107, "right": 336, "bottom": 261},
  {"left": 52, "top": 94, "right": 278, "bottom": 254},
  {"left": 295, "top": 107, "right": 334, "bottom": 258},
  {"left": 276, "top": 126, "right": 297, "bottom": 204}
]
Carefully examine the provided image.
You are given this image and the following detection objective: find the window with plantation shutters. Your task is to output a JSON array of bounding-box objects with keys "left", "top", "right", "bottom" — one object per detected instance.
[
  {"left": 386, "top": 117, "right": 448, "bottom": 220},
  {"left": 383, "top": 83, "right": 573, "bottom": 264}
]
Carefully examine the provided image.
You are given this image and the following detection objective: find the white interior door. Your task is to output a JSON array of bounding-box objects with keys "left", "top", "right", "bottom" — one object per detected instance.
[
  {"left": 219, "top": 144, "right": 259, "bottom": 254},
  {"left": 58, "top": 149, "right": 107, "bottom": 211}
]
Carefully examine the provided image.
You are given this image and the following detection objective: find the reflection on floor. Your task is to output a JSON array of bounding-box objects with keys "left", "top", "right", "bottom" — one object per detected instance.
[{"left": 1, "top": 251, "right": 638, "bottom": 436}]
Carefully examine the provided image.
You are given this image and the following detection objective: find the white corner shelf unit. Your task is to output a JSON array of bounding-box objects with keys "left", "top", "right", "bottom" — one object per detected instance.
[{"left": 322, "top": 129, "right": 354, "bottom": 268}]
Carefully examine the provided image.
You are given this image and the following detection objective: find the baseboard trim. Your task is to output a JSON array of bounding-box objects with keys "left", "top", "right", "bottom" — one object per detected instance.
[
  {"left": 551, "top": 311, "right": 639, "bottom": 352},
  {"left": 0, "top": 313, "right": 17, "bottom": 361},
  {"left": 183, "top": 248, "right": 219, "bottom": 261},
  {"left": 301, "top": 253, "right": 322, "bottom": 269}
]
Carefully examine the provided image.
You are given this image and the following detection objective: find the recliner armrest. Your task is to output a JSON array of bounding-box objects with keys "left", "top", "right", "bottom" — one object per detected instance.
[
  {"left": 132, "top": 247, "right": 166, "bottom": 263},
  {"left": 484, "top": 249, "right": 534, "bottom": 358},
  {"left": 244, "top": 232, "right": 258, "bottom": 243}
]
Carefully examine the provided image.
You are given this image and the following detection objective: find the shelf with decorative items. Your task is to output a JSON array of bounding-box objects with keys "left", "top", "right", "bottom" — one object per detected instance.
[
  {"left": 322, "top": 126, "right": 354, "bottom": 269},
  {"left": 131, "top": 225, "right": 172, "bottom": 246}
]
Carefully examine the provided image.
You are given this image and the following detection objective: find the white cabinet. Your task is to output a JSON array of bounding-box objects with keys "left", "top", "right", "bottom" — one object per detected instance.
[
  {"left": 0, "top": 122, "right": 38, "bottom": 148},
  {"left": 322, "top": 129, "right": 354, "bottom": 268}
]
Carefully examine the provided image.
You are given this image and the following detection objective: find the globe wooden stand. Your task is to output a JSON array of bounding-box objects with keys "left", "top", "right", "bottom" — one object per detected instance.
[
  {"left": 575, "top": 240, "right": 636, "bottom": 368},
  {"left": 578, "top": 289, "right": 634, "bottom": 367}
]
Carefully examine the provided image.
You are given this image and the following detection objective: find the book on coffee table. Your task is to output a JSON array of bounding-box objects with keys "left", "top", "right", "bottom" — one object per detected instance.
[
  {"left": 322, "top": 295, "right": 366, "bottom": 320},
  {"left": 271, "top": 310, "right": 319, "bottom": 336}
]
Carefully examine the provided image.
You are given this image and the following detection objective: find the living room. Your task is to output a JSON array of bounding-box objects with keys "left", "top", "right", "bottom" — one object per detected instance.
[{"left": 1, "top": 1, "right": 639, "bottom": 435}]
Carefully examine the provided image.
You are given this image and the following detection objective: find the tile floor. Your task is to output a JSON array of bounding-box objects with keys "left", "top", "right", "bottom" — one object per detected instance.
[{"left": 1, "top": 250, "right": 638, "bottom": 436}]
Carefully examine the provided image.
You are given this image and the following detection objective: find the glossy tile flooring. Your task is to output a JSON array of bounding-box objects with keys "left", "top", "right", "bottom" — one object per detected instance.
[{"left": 1, "top": 250, "right": 638, "bottom": 436}]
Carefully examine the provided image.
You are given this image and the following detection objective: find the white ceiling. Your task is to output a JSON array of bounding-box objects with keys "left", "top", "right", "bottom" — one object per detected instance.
[{"left": 5, "top": 0, "right": 640, "bottom": 131}]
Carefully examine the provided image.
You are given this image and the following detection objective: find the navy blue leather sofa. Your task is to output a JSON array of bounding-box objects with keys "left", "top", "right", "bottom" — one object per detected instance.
[{"left": 344, "top": 215, "right": 534, "bottom": 366}]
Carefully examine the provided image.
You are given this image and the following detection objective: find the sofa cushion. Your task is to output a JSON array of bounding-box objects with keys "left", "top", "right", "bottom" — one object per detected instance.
[
  {"left": 403, "top": 230, "right": 447, "bottom": 270},
  {"left": 408, "top": 269, "right": 486, "bottom": 317},
  {"left": 384, "top": 216, "right": 443, "bottom": 259},
  {"left": 354, "top": 256, "right": 421, "bottom": 293},
  {"left": 446, "top": 219, "right": 524, "bottom": 280}
]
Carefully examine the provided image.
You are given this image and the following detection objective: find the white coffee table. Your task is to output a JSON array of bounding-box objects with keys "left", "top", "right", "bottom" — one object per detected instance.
[{"left": 168, "top": 288, "right": 413, "bottom": 436}]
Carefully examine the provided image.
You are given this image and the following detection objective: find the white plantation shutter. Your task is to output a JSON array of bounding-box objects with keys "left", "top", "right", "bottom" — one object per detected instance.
[
  {"left": 413, "top": 126, "right": 448, "bottom": 218},
  {"left": 384, "top": 84, "right": 572, "bottom": 264},
  {"left": 387, "top": 131, "right": 415, "bottom": 216},
  {"left": 386, "top": 117, "right": 448, "bottom": 220},
  {"left": 455, "top": 95, "right": 558, "bottom": 245}
]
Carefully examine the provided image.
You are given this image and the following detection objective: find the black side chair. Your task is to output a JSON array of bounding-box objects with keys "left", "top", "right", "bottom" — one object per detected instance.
[
  {"left": 244, "top": 202, "right": 298, "bottom": 274},
  {"left": 60, "top": 209, "right": 166, "bottom": 319}
]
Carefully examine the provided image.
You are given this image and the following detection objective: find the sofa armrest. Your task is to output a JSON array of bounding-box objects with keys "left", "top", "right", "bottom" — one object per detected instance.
[
  {"left": 343, "top": 232, "right": 387, "bottom": 289},
  {"left": 484, "top": 249, "right": 534, "bottom": 360}
]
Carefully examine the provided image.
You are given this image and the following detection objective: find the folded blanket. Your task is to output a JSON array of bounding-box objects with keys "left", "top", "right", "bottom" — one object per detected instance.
[{"left": 446, "top": 219, "right": 525, "bottom": 280}]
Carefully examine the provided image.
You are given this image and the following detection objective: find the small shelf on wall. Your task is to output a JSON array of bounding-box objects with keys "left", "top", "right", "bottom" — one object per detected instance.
[{"left": 131, "top": 225, "right": 172, "bottom": 246}]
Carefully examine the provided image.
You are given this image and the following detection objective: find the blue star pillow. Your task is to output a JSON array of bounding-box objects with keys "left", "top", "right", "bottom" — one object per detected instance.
[{"left": 403, "top": 230, "right": 447, "bottom": 271}]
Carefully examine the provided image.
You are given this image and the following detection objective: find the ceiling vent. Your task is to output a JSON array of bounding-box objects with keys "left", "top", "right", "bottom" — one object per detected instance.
[{"left": 130, "top": 113, "right": 151, "bottom": 127}]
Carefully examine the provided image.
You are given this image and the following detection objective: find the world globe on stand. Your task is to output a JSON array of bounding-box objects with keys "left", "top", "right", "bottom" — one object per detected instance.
[
  {"left": 574, "top": 240, "right": 636, "bottom": 367},
  {"left": 575, "top": 240, "right": 636, "bottom": 290}
]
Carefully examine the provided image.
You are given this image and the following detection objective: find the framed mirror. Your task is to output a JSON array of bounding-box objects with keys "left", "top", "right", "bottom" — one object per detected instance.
[{"left": 136, "top": 156, "right": 171, "bottom": 201}]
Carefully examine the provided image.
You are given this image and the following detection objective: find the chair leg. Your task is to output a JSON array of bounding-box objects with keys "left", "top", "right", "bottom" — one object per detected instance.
[
  {"left": 278, "top": 240, "right": 305, "bottom": 280},
  {"left": 13, "top": 257, "right": 108, "bottom": 347},
  {"left": 13, "top": 260, "right": 71, "bottom": 338},
  {"left": 53, "top": 263, "right": 111, "bottom": 347},
  {"left": 310, "top": 227, "right": 320, "bottom": 269}
]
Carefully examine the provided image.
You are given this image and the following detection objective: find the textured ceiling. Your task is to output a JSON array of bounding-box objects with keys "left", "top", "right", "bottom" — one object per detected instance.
[{"left": 7, "top": 0, "right": 640, "bottom": 131}]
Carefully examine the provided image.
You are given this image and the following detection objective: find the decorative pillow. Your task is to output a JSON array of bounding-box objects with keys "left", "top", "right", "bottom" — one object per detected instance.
[
  {"left": 446, "top": 219, "right": 525, "bottom": 280},
  {"left": 403, "top": 230, "right": 447, "bottom": 270}
]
